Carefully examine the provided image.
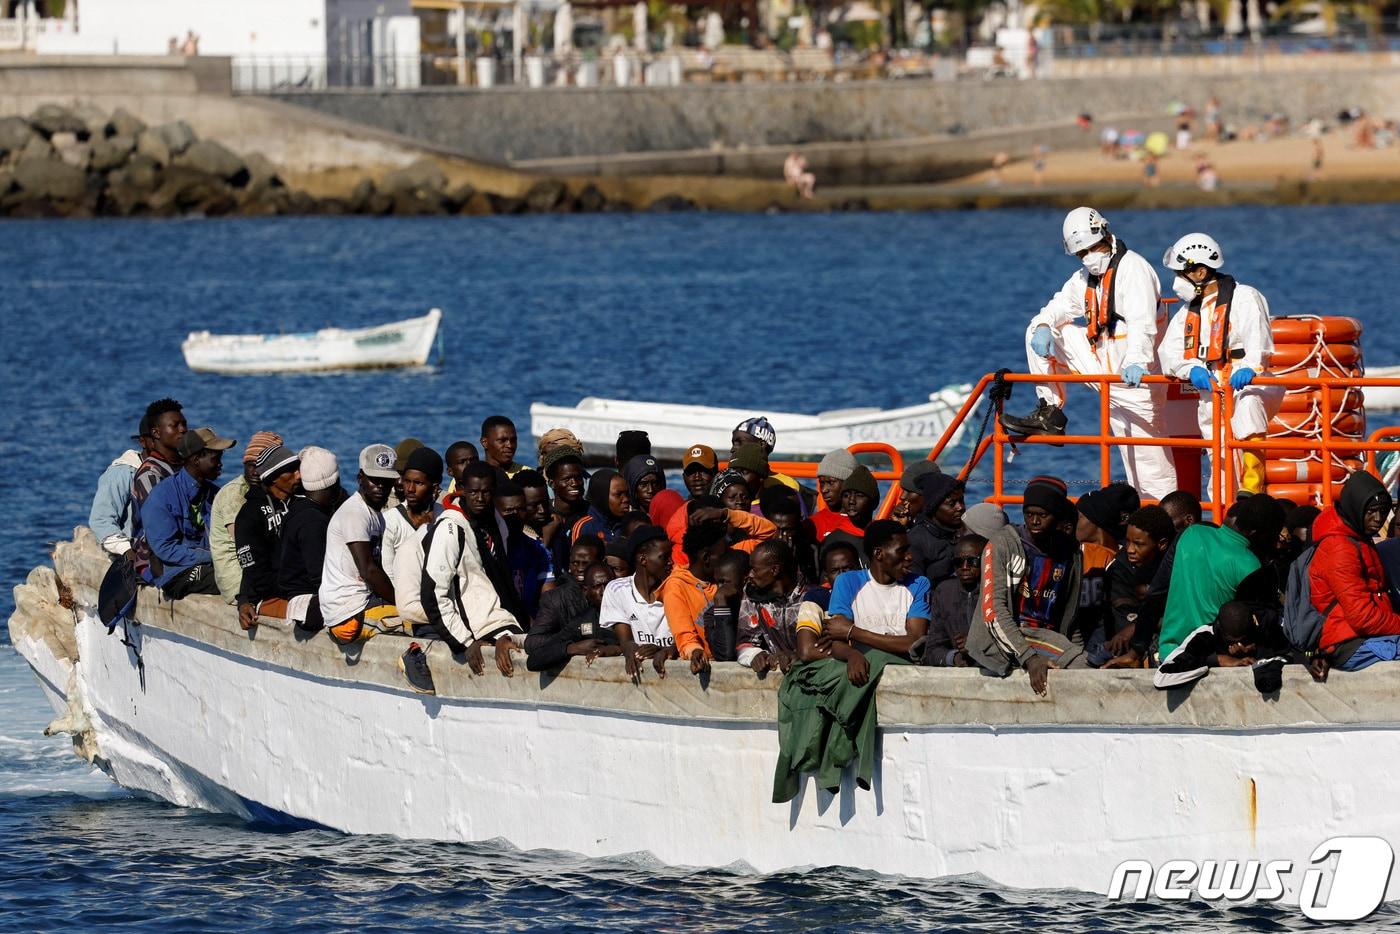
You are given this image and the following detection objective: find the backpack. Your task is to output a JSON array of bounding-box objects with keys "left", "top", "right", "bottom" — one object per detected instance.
[
  {"left": 98, "top": 555, "right": 139, "bottom": 632},
  {"left": 1281, "top": 543, "right": 1337, "bottom": 654}
]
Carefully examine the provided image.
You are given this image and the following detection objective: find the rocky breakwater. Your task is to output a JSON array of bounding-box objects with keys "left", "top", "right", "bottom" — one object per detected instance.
[{"left": 0, "top": 104, "right": 693, "bottom": 219}]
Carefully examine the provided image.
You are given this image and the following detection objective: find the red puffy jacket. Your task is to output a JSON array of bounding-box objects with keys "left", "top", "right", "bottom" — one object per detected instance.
[{"left": 1309, "top": 506, "right": 1400, "bottom": 652}]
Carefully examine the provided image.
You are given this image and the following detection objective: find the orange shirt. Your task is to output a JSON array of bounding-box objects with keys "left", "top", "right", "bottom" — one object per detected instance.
[
  {"left": 666, "top": 507, "right": 777, "bottom": 567},
  {"left": 661, "top": 565, "right": 716, "bottom": 660}
]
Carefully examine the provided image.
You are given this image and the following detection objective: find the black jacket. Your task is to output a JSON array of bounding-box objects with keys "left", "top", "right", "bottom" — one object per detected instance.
[
  {"left": 923, "top": 577, "right": 977, "bottom": 666},
  {"left": 908, "top": 516, "right": 959, "bottom": 590},
  {"left": 277, "top": 492, "right": 341, "bottom": 598},
  {"left": 234, "top": 485, "right": 290, "bottom": 605},
  {"left": 524, "top": 578, "right": 616, "bottom": 671}
]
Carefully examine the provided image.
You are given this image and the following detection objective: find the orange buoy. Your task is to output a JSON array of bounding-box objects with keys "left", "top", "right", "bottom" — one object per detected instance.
[
  {"left": 1265, "top": 459, "right": 1349, "bottom": 484},
  {"left": 1275, "top": 388, "right": 1365, "bottom": 414},
  {"left": 1271, "top": 409, "right": 1366, "bottom": 436},
  {"left": 1269, "top": 341, "right": 1362, "bottom": 369},
  {"left": 1270, "top": 316, "right": 1364, "bottom": 344}
]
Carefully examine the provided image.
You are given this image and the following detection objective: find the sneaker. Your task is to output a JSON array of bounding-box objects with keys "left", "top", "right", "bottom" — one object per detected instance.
[
  {"left": 399, "top": 642, "right": 436, "bottom": 695},
  {"left": 1000, "top": 399, "right": 1068, "bottom": 437}
]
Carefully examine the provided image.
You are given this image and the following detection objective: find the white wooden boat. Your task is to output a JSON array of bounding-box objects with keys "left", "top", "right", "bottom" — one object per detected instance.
[
  {"left": 1364, "top": 365, "right": 1400, "bottom": 411},
  {"left": 530, "top": 384, "right": 981, "bottom": 462},
  {"left": 12, "top": 528, "right": 1400, "bottom": 908},
  {"left": 181, "top": 308, "right": 442, "bottom": 375}
]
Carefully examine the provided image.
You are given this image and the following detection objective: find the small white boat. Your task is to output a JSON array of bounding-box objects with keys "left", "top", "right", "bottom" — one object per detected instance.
[
  {"left": 1364, "top": 365, "right": 1400, "bottom": 411},
  {"left": 182, "top": 308, "right": 442, "bottom": 375},
  {"left": 530, "top": 384, "right": 981, "bottom": 462}
]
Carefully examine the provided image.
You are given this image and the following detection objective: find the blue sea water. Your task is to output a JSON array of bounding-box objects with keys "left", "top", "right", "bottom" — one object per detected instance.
[{"left": 4, "top": 206, "right": 1400, "bottom": 931}]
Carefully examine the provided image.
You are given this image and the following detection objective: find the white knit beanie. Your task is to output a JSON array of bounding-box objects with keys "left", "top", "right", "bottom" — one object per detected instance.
[{"left": 298, "top": 446, "right": 340, "bottom": 492}]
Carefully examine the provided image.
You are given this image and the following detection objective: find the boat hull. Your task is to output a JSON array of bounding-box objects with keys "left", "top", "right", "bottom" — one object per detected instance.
[
  {"left": 529, "top": 386, "right": 981, "bottom": 462},
  {"left": 12, "top": 531, "right": 1400, "bottom": 905},
  {"left": 181, "top": 309, "right": 441, "bottom": 375}
]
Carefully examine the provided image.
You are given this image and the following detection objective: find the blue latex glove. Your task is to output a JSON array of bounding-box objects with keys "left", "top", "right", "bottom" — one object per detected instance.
[
  {"left": 1030, "top": 325, "right": 1053, "bottom": 358},
  {"left": 1188, "top": 366, "right": 1216, "bottom": 392},
  {"left": 1122, "top": 364, "right": 1146, "bottom": 388},
  {"left": 1230, "top": 367, "right": 1257, "bottom": 391}
]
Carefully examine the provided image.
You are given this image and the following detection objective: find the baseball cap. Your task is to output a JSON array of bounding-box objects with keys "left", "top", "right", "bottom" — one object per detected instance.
[
  {"left": 359, "top": 443, "right": 399, "bottom": 480},
  {"left": 178, "top": 427, "right": 236, "bottom": 460},
  {"left": 683, "top": 444, "right": 718, "bottom": 472},
  {"left": 132, "top": 413, "right": 152, "bottom": 442}
]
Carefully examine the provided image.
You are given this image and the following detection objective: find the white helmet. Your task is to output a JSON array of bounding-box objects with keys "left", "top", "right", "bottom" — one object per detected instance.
[
  {"left": 1162, "top": 233, "right": 1224, "bottom": 271},
  {"left": 1062, "top": 206, "right": 1110, "bottom": 255}
]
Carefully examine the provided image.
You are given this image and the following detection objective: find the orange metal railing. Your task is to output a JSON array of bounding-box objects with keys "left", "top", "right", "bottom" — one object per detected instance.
[{"left": 914, "top": 371, "right": 1400, "bottom": 523}]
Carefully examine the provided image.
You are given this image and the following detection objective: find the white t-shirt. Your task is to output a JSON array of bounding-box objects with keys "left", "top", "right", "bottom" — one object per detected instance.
[
  {"left": 382, "top": 502, "right": 442, "bottom": 595},
  {"left": 599, "top": 575, "right": 672, "bottom": 647},
  {"left": 828, "top": 570, "right": 932, "bottom": 637},
  {"left": 319, "top": 492, "right": 386, "bottom": 626}
]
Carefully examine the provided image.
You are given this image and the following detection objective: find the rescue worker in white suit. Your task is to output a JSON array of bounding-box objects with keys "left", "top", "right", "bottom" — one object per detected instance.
[
  {"left": 1157, "top": 232, "right": 1283, "bottom": 494},
  {"left": 1000, "top": 207, "right": 1179, "bottom": 499}
]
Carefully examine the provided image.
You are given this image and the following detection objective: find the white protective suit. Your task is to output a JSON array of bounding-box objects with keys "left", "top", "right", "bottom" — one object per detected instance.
[
  {"left": 1158, "top": 280, "right": 1284, "bottom": 441},
  {"left": 1026, "top": 241, "right": 1178, "bottom": 499}
]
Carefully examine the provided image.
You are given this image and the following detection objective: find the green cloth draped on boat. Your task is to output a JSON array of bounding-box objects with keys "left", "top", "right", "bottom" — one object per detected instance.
[{"left": 772, "top": 650, "right": 907, "bottom": 804}]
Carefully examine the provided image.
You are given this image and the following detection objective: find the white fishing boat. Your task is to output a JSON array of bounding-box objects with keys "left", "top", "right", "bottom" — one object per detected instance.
[
  {"left": 1364, "top": 365, "right": 1400, "bottom": 411},
  {"left": 12, "top": 529, "right": 1400, "bottom": 912},
  {"left": 530, "top": 385, "right": 981, "bottom": 462},
  {"left": 181, "top": 308, "right": 442, "bottom": 375}
]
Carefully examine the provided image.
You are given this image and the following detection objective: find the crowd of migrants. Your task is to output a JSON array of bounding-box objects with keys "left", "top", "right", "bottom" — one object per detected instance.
[{"left": 86, "top": 209, "right": 1400, "bottom": 697}]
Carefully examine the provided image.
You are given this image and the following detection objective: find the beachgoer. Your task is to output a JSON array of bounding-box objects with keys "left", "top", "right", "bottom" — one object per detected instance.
[
  {"left": 480, "top": 415, "right": 525, "bottom": 478},
  {"left": 736, "top": 540, "right": 807, "bottom": 673},
  {"left": 662, "top": 522, "right": 728, "bottom": 674},
  {"left": 382, "top": 446, "right": 443, "bottom": 596},
  {"left": 497, "top": 478, "right": 556, "bottom": 621},
  {"left": 320, "top": 445, "right": 400, "bottom": 644},
  {"left": 1309, "top": 138, "right": 1324, "bottom": 182},
  {"left": 1143, "top": 152, "right": 1159, "bottom": 188},
  {"left": 963, "top": 479, "right": 1088, "bottom": 695},
  {"left": 1031, "top": 143, "right": 1047, "bottom": 188},
  {"left": 525, "top": 563, "right": 619, "bottom": 671},
  {"left": 141, "top": 428, "right": 236, "bottom": 598},
  {"left": 1158, "top": 493, "right": 1285, "bottom": 661},
  {"left": 783, "top": 151, "right": 816, "bottom": 199},
  {"left": 90, "top": 415, "right": 149, "bottom": 560},
  {"left": 1310, "top": 472, "right": 1400, "bottom": 671},
  {"left": 1000, "top": 207, "right": 1177, "bottom": 499},
  {"left": 1159, "top": 232, "right": 1282, "bottom": 494},
  {"left": 1102, "top": 504, "right": 1174, "bottom": 668},
  {"left": 277, "top": 446, "right": 345, "bottom": 632},
  {"left": 682, "top": 444, "right": 718, "bottom": 499},
  {"left": 822, "top": 519, "right": 931, "bottom": 660},
  {"left": 233, "top": 444, "right": 301, "bottom": 629},
  {"left": 212, "top": 430, "right": 282, "bottom": 603},
  {"left": 922, "top": 534, "right": 984, "bottom": 667},
  {"left": 601, "top": 525, "right": 675, "bottom": 682},
  {"left": 130, "top": 398, "right": 187, "bottom": 580},
  {"left": 623, "top": 454, "right": 666, "bottom": 515}
]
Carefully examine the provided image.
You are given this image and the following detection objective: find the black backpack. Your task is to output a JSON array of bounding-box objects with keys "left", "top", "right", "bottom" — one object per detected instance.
[
  {"left": 97, "top": 556, "right": 139, "bottom": 632},
  {"left": 1281, "top": 541, "right": 1357, "bottom": 654}
]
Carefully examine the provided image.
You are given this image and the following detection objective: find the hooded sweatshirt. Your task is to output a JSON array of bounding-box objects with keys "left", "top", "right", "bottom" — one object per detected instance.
[
  {"left": 623, "top": 455, "right": 666, "bottom": 511},
  {"left": 1310, "top": 472, "right": 1400, "bottom": 654},
  {"left": 417, "top": 491, "right": 524, "bottom": 653},
  {"left": 570, "top": 469, "right": 628, "bottom": 547},
  {"left": 965, "top": 523, "right": 1082, "bottom": 675},
  {"left": 907, "top": 474, "right": 963, "bottom": 589}
]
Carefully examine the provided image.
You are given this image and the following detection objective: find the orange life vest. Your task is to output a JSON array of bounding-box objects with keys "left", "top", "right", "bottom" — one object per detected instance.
[
  {"left": 1181, "top": 273, "right": 1236, "bottom": 366},
  {"left": 1084, "top": 239, "right": 1128, "bottom": 344}
]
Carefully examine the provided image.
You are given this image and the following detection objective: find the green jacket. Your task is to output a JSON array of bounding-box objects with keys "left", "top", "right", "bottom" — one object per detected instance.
[
  {"left": 772, "top": 649, "right": 907, "bottom": 803},
  {"left": 1159, "top": 523, "right": 1260, "bottom": 659}
]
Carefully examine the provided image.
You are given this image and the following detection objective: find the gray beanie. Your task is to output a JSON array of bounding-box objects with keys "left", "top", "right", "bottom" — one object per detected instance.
[
  {"left": 901, "top": 459, "right": 941, "bottom": 490},
  {"left": 962, "top": 502, "right": 1008, "bottom": 539},
  {"left": 817, "top": 449, "right": 857, "bottom": 481}
]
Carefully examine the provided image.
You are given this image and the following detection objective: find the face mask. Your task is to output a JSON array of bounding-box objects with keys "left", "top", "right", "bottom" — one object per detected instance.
[
  {"left": 1172, "top": 274, "right": 1199, "bottom": 305},
  {"left": 1081, "top": 250, "right": 1111, "bottom": 277}
]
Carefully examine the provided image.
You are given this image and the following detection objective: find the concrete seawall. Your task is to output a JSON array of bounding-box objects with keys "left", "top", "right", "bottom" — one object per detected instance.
[{"left": 276, "top": 66, "right": 1400, "bottom": 183}]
